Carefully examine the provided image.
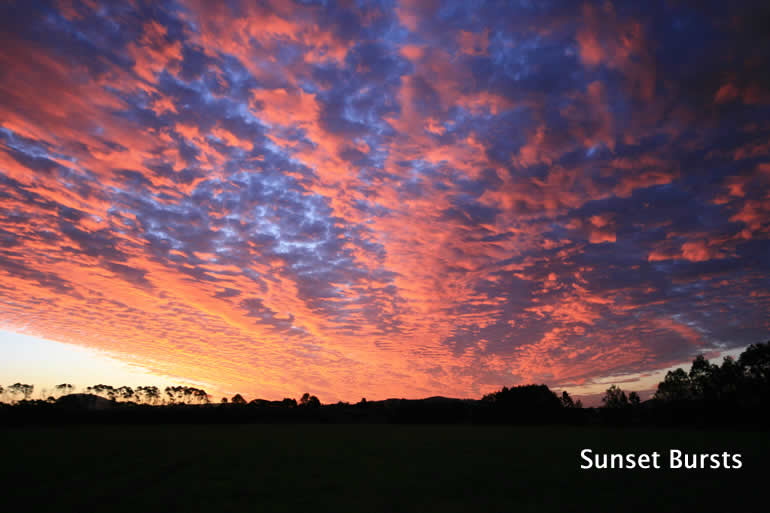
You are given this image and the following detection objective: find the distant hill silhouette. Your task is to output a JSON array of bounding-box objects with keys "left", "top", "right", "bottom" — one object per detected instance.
[{"left": 56, "top": 393, "right": 114, "bottom": 410}]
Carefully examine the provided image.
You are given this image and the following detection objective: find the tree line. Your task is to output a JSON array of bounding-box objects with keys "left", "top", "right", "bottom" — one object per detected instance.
[
  {"left": 1, "top": 341, "right": 768, "bottom": 426},
  {"left": 596, "top": 341, "right": 770, "bottom": 409},
  {"left": 0, "top": 384, "right": 210, "bottom": 405},
  {"left": 0, "top": 383, "right": 322, "bottom": 408}
]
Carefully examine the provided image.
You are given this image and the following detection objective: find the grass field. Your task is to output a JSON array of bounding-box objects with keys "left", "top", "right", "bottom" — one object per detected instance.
[{"left": 1, "top": 424, "right": 767, "bottom": 512}]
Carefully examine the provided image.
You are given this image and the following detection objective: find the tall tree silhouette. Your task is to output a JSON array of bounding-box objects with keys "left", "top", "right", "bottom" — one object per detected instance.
[
  {"left": 186, "top": 387, "right": 210, "bottom": 404},
  {"left": 8, "top": 383, "right": 34, "bottom": 401},
  {"left": 87, "top": 384, "right": 117, "bottom": 401},
  {"left": 54, "top": 384, "right": 74, "bottom": 396},
  {"left": 602, "top": 385, "right": 628, "bottom": 408},
  {"left": 654, "top": 368, "right": 692, "bottom": 402},
  {"left": 136, "top": 386, "right": 160, "bottom": 405},
  {"left": 739, "top": 342, "right": 770, "bottom": 405},
  {"left": 689, "top": 355, "right": 716, "bottom": 399},
  {"left": 300, "top": 393, "right": 320, "bottom": 407},
  {"left": 739, "top": 342, "right": 770, "bottom": 381},
  {"left": 117, "top": 386, "right": 134, "bottom": 402}
]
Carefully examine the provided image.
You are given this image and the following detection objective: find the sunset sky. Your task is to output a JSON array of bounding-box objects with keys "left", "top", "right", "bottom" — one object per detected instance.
[{"left": 1, "top": 0, "right": 768, "bottom": 403}]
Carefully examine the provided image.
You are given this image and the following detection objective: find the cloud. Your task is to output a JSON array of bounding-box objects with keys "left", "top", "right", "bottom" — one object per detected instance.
[{"left": 0, "top": 0, "right": 768, "bottom": 401}]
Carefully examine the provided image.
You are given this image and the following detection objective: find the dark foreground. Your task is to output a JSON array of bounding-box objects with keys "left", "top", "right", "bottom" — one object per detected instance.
[{"left": 1, "top": 424, "right": 767, "bottom": 513}]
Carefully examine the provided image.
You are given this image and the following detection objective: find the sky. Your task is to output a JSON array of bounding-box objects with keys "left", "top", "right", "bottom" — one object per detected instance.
[
  {"left": 0, "top": 330, "right": 185, "bottom": 396},
  {"left": 0, "top": 0, "right": 768, "bottom": 403}
]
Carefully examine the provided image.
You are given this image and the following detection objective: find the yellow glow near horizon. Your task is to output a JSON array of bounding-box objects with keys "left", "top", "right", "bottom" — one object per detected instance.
[{"left": 0, "top": 329, "right": 207, "bottom": 399}]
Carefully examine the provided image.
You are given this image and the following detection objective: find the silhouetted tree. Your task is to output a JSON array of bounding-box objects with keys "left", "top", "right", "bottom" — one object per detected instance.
[
  {"left": 117, "top": 386, "right": 134, "bottom": 402},
  {"left": 187, "top": 387, "right": 210, "bottom": 404},
  {"left": 560, "top": 391, "right": 575, "bottom": 408},
  {"left": 231, "top": 394, "right": 246, "bottom": 405},
  {"left": 480, "top": 384, "right": 562, "bottom": 423},
  {"left": 221, "top": 397, "right": 228, "bottom": 404},
  {"left": 8, "top": 383, "right": 34, "bottom": 401},
  {"left": 54, "top": 384, "right": 74, "bottom": 396},
  {"left": 602, "top": 385, "right": 628, "bottom": 408},
  {"left": 165, "top": 386, "right": 186, "bottom": 404},
  {"left": 739, "top": 342, "right": 770, "bottom": 381},
  {"left": 738, "top": 341, "right": 770, "bottom": 406},
  {"left": 482, "top": 385, "right": 561, "bottom": 408},
  {"left": 689, "top": 355, "right": 717, "bottom": 400},
  {"left": 165, "top": 386, "right": 180, "bottom": 404},
  {"left": 300, "top": 393, "right": 320, "bottom": 407},
  {"left": 160, "top": 386, "right": 211, "bottom": 404},
  {"left": 654, "top": 368, "right": 691, "bottom": 402},
  {"left": 136, "top": 386, "right": 160, "bottom": 405},
  {"left": 715, "top": 356, "right": 743, "bottom": 402},
  {"left": 282, "top": 397, "right": 297, "bottom": 407},
  {"left": 628, "top": 391, "right": 641, "bottom": 406},
  {"left": 88, "top": 384, "right": 117, "bottom": 401}
]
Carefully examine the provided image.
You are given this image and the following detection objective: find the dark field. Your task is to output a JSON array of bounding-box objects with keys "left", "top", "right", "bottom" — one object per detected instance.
[{"left": 1, "top": 424, "right": 767, "bottom": 512}]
